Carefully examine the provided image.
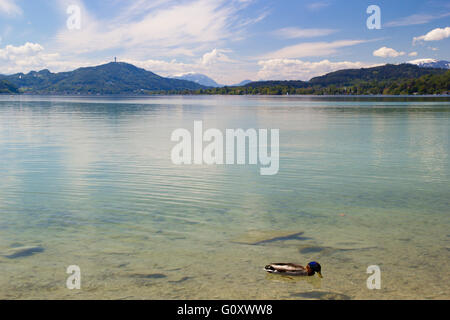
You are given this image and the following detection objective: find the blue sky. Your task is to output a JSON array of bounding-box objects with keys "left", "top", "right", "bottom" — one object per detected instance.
[{"left": 0, "top": 0, "right": 449, "bottom": 84}]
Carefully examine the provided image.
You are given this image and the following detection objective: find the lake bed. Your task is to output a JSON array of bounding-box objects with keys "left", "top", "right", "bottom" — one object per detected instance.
[{"left": 0, "top": 95, "right": 449, "bottom": 299}]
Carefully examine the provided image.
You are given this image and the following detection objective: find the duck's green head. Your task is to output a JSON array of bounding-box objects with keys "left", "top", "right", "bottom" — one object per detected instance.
[{"left": 308, "top": 262, "right": 323, "bottom": 278}]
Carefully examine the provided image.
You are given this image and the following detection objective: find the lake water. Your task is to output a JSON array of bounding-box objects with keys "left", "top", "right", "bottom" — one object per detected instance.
[{"left": 0, "top": 95, "right": 449, "bottom": 300}]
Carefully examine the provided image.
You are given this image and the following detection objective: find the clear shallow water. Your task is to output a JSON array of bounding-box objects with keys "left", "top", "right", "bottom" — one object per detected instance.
[{"left": 0, "top": 95, "right": 449, "bottom": 300}]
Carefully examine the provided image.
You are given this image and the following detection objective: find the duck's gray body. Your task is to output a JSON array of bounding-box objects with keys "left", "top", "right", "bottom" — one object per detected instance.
[{"left": 264, "top": 263, "right": 310, "bottom": 276}]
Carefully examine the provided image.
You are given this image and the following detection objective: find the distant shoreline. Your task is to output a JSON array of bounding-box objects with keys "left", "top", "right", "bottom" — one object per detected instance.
[{"left": 1, "top": 93, "right": 449, "bottom": 99}]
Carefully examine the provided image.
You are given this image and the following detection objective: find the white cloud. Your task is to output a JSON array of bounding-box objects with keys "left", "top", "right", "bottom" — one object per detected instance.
[
  {"left": 201, "top": 49, "right": 234, "bottom": 65},
  {"left": 262, "top": 40, "right": 367, "bottom": 59},
  {"left": 373, "top": 47, "right": 406, "bottom": 58},
  {"left": 273, "top": 27, "right": 337, "bottom": 39},
  {"left": 413, "top": 27, "right": 450, "bottom": 44},
  {"left": 386, "top": 13, "right": 450, "bottom": 27},
  {"left": 52, "top": 0, "right": 263, "bottom": 59},
  {"left": 307, "top": 1, "right": 331, "bottom": 11},
  {"left": 0, "top": 42, "right": 44, "bottom": 60},
  {"left": 257, "top": 59, "right": 377, "bottom": 81},
  {"left": 0, "top": 0, "right": 21, "bottom": 16},
  {"left": 408, "top": 52, "right": 418, "bottom": 57},
  {"left": 0, "top": 42, "right": 100, "bottom": 74}
]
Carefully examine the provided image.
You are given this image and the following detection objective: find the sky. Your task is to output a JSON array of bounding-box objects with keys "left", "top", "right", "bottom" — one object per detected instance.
[{"left": 0, "top": 0, "right": 449, "bottom": 84}]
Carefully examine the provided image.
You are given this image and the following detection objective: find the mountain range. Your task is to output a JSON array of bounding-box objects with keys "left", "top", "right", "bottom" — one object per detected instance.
[{"left": 0, "top": 61, "right": 448, "bottom": 95}]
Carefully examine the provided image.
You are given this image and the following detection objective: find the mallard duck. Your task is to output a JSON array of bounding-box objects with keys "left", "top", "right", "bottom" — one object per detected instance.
[{"left": 264, "top": 261, "right": 323, "bottom": 278}]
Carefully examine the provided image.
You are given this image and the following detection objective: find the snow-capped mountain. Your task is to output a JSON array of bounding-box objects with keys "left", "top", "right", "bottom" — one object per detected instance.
[
  {"left": 171, "top": 73, "right": 221, "bottom": 87},
  {"left": 408, "top": 59, "right": 450, "bottom": 69},
  {"left": 232, "top": 80, "right": 252, "bottom": 86}
]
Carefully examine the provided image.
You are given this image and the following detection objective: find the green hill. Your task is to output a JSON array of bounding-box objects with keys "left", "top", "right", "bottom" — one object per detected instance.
[
  {"left": 196, "top": 64, "right": 449, "bottom": 95},
  {"left": 0, "top": 62, "right": 205, "bottom": 94},
  {"left": 0, "top": 80, "right": 19, "bottom": 94},
  {"left": 308, "top": 63, "right": 445, "bottom": 87},
  {"left": 243, "top": 64, "right": 445, "bottom": 88}
]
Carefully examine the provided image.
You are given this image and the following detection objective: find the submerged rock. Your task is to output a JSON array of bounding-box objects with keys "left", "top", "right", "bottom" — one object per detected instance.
[
  {"left": 233, "top": 231, "right": 311, "bottom": 246},
  {"left": 299, "top": 245, "right": 334, "bottom": 255},
  {"left": 130, "top": 273, "right": 167, "bottom": 279},
  {"left": 169, "top": 276, "right": 192, "bottom": 284},
  {"left": 299, "top": 246, "right": 325, "bottom": 254},
  {"left": 131, "top": 273, "right": 168, "bottom": 287},
  {"left": 2, "top": 246, "right": 44, "bottom": 259},
  {"left": 298, "top": 244, "right": 378, "bottom": 256},
  {"left": 291, "top": 291, "right": 351, "bottom": 300}
]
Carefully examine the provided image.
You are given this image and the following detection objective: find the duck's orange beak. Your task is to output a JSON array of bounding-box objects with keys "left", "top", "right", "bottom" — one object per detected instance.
[{"left": 317, "top": 272, "right": 323, "bottom": 278}]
